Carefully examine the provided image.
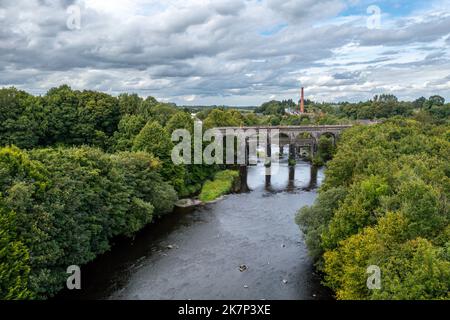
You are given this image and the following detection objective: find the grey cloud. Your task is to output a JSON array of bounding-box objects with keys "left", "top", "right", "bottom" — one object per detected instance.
[
  {"left": 359, "top": 15, "right": 450, "bottom": 46},
  {"left": 0, "top": 0, "right": 449, "bottom": 104},
  {"left": 333, "top": 71, "right": 362, "bottom": 80},
  {"left": 267, "top": 0, "right": 345, "bottom": 23}
]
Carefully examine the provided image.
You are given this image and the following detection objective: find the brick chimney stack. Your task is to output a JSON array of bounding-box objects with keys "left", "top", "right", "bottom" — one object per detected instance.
[{"left": 300, "top": 87, "right": 305, "bottom": 113}]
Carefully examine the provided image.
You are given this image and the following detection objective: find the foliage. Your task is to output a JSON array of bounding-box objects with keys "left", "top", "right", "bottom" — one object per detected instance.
[
  {"left": 147, "top": 103, "right": 179, "bottom": 126},
  {"left": 42, "top": 85, "right": 121, "bottom": 149},
  {"left": 165, "top": 111, "right": 195, "bottom": 134},
  {"left": 132, "top": 121, "right": 186, "bottom": 194},
  {"left": 0, "top": 88, "right": 44, "bottom": 149},
  {"left": 1, "top": 85, "right": 448, "bottom": 300},
  {"left": 111, "top": 114, "right": 147, "bottom": 152},
  {"left": 199, "top": 170, "right": 239, "bottom": 202},
  {"left": 0, "top": 208, "right": 33, "bottom": 300},
  {"left": 255, "top": 100, "right": 295, "bottom": 115},
  {"left": 0, "top": 145, "right": 177, "bottom": 299},
  {"left": 296, "top": 119, "right": 450, "bottom": 299},
  {"left": 203, "top": 109, "right": 244, "bottom": 129},
  {"left": 312, "top": 135, "right": 336, "bottom": 166}
]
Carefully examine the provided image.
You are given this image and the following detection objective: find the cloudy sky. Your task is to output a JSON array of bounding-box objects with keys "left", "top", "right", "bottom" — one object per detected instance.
[{"left": 1, "top": 0, "right": 450, "bottom": 105}]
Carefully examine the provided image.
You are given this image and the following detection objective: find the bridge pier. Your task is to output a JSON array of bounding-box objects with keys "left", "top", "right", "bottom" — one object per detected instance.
[
  {"left": 289, "top": 144, "right": 296, "bottom": 165},
  {"left": 245, "top": 137, "right": 250, "bottom": 165},
  {"left": 311, "top": 141, "right": 318, "bottom": 158},
  {"left": 286, "top": 166, "right": 295, "bottom": 192},
  {"left": 239, "top": 165, "right": 249, "bottom": 192},
  {"left": 289, "top": 165, "right": 295, "bottom": 181},
  {"left": 265, "top": 166, "right": 271, "bottom": 187},
  {"left": 266, "top": 134, "right": 271, "bottom": 157},
  {"left": 308, "top": 165, "right": 318, "bottom": 190}
]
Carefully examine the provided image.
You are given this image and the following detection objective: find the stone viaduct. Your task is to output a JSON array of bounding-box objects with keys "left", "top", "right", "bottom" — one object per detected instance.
[{"left": 214, "top": 125, "right": 353, "bottom": 164}]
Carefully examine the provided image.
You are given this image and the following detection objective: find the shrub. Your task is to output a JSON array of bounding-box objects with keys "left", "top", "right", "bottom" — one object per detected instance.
[{"left": 199, "top": 170, "right": 239, "bottom": 202}]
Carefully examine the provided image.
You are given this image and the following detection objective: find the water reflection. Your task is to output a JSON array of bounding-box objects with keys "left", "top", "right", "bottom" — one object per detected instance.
[{"left": 244, "top": 162, "right": 322, "bottom": 193}]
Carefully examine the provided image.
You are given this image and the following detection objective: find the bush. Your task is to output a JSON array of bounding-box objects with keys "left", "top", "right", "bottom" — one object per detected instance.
[{"left": 199, "top": 170, "right": 239, "bottom": 202}]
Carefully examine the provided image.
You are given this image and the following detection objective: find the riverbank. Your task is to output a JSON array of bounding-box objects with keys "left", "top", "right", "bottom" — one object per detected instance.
[
  {"left": 198, "top": 170, "right": 240, "bottom": 203},
  {"left": 57, "top": 161, "right": 332, "bottom": 300}
]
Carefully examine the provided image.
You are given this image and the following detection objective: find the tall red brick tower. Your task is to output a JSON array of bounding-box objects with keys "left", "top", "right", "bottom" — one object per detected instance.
[{"left": 300, "top": 87, "right": 305, "bottom": 113}]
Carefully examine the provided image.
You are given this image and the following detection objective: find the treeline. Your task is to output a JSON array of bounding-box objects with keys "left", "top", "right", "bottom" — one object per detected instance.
[
  {"left": 253, "top": 93, "right": 449, "bottom": 123},
  {"left": 0, "top": 85, "right": 222, "bottom": 299},
  {"left": 335, "top": 94, "right": 449, "bottom": 121},
  {"left": 0, "top": 86, "right": 220, "bottom": 197},
  {"left": 296, "top": 118, "right": 450, "bottom": 299},
  {"left": 254, "top": 99, "right": 297, "bottom": 115},
  {"left": 196, "top": 106, "right": 351, "bottom": 127},
  {"left": 0, "top": 85, "right": 178, "bottom": 151}
]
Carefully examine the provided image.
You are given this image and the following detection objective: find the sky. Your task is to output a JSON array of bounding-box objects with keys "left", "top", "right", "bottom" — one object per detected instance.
[{"left": 1, "top": 0, "right": 450, "bottom": 105}]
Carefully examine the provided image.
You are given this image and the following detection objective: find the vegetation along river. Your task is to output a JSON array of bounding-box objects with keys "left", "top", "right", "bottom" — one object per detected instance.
[{"left": 61, "top": 160, "right": 332, "bottom": 300}]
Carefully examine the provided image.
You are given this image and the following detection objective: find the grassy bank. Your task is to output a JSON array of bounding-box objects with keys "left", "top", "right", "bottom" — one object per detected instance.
[{"left": 199, "top": 170, "right": 240, "bottom": 202}]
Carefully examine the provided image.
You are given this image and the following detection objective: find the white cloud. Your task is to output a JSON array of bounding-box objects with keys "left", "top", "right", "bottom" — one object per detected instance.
[
  {"left": 184, "top": 95, "right": 196, "bottom": 102},
  {"left": 0, "top": 0, "right": 449, "bottom": 104}
]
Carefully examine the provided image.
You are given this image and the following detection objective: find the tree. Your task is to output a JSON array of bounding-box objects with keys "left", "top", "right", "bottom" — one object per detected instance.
[
  {"left": 42, "top": 86, "right": 120, "bottom": 148},
  {"left": 203, "top": 109, "right": 243, "bottom": 129},
  {"left": 428, "top": 95, "right": 445, "bottom": 107},
  {"left": 317, "top": 135, "right": 335, "bottom": 162},
  {"left": 297, "top": 119, "right": 450, "bottom": 300},
  {"left": 243, "top": 113, "right": 260, "bottom": 126},
  {"left": 133, "top": 121, "right": 185, "bottom": 193},
  {"left": 413, "top": 97, "right": 426, "bottom": 109},
  {"left": 0, "top": 208, "right": 33, "bottom": 300},
  {"left": 147, "top": 103, "right": 179, "bottom": 126},
  {"left": 296, "top": 186, "right": 347, "bottom": 262},
  {"left": 133, "top": 121, "right": 174, "bottom": 160},
  {"left": 42, "top": 85, "right": 80, "bottom": 145},
  {"left": 118, "top": 93, "right": 143, "bottom": 115},
  {"left": 0, "top": 88, "right": 44, "bottom": 149},
  {"left": 111, "top": 114, "right": 146, "bottom": 152},
  {"left": 74, "top": 90, "right": 120, "bottom": 148},
  {"left": 165, "top": 111, "right": 194, "bottom": 134},
  {"left": 19, "top": 145, "right": 177, "bottom": 298},
  {"left": 111, "top": 151, "right": 177, "bottom": 219},
  {"left": 373, "top": 94, "right": 398, "bottom": 103},
  {"left": 255, "top": 100, "right": 286, "bottom": 115}
]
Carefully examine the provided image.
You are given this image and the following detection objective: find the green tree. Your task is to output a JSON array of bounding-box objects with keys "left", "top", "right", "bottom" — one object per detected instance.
[
  {"left": 203, "top": 109, "right": 243, "bottom": 129},
  {"left": 297, "top": 119, "right": 450, "bottom": 300},
  {"left": 147, "top": 103, "right": 179, "bottom": 126},
  {"left": 428, "top": 95, "right": 445, "bottom": 107},
  {"left": 133, "top": 121, "right": 185, "bottom": 193},
  {"left": 118, "top": 93, "right": 143, "bottom": 115},
  {"left": 0, "top": 208, "right": 33, "bottom": 300},
  {"left": 0, "top": 88, "right": 44, "bottom": 149},
  {"left": 74, "top": 90, "right": 120, "bottom": 148},
  {"left": 111, "top": 114, "right": 147, "bottom": 152},
  {"left": 165, "top": 111, "right": 194, "bottom": 134}
]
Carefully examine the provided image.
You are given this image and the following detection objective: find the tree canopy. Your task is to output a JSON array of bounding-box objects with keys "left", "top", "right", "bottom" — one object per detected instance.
[{"left": 296, "top": 119, "right": 450, "bottom": 299}]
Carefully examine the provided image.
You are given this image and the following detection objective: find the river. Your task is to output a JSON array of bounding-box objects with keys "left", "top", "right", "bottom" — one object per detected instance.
[{"left": 60, "top": 160, "right": 332, "bottom": 300}]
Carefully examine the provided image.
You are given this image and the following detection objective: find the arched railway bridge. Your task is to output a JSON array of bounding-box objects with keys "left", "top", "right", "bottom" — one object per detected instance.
[{"left": 214, "top": 125, "right": 353, "bottom": 163}]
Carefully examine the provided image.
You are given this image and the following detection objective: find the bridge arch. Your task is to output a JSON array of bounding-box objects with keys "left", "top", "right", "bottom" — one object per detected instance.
[
  {"left": 213, "top": 125, "right": 353, "bottom": 166},
  {"left": 318, "top": 132, "right": 338, "bottom": 146}
]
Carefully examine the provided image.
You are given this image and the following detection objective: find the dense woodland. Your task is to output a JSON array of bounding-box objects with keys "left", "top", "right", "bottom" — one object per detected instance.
[
  {"left": 0, "top": 85, "right": 219, "bottom": 299},
  {"left": 297, "top": 119, "right": 450, "bottom": 299},
  {"left": 0, "top": 85, "right": 449, "bottom": 299}
]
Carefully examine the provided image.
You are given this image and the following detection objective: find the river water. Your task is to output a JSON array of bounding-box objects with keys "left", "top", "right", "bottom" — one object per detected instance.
[{"left": 61, "top": 160, "right": 332, "bottom": 300}]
